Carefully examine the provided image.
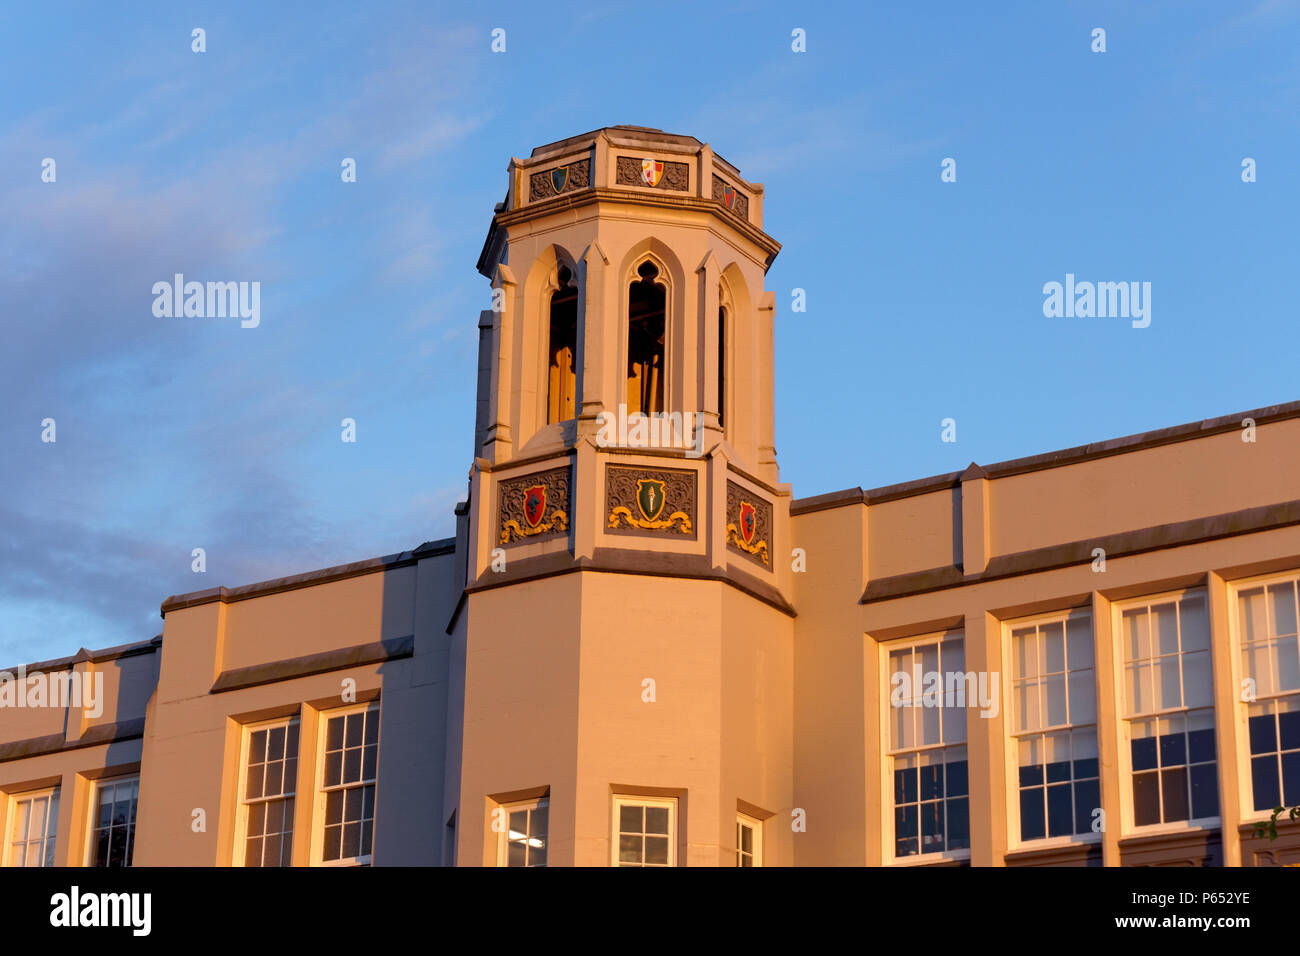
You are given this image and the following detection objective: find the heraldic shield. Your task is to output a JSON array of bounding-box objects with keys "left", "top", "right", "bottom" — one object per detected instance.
[
  {"left": 739, "top": 501, "right": 757, "bottom": 545},
  {"left": 523, "top": 485, "right": 547, "bottom": 527},
  {"left": 636, "top": 478, "right": 667, "bottom": 522},
  {"left": 641, "top": 158, "right": 664, "bottom": 187}
]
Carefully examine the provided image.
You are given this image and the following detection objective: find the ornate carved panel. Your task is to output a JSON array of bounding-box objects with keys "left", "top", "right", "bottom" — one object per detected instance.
[
  {"left": 615, "top": 156, "right": 689, "bottom": 191},
  {"left": 498, "top": 466, "right": 571, "bottom": 546},
  {"left": 711, "top": 174, "right": 749, "bottom": 220},
  {"left": 606, "top": 464, "right": 696, "bottom": 538},
  {"left": 529, "top": 159, "right": 591, "bottom": 201},
  {"left": 726, "top": 480, "right": 771, "bottom": 568}
]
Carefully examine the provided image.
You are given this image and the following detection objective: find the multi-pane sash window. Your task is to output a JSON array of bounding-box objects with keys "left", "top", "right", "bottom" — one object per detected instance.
[
  {"left": 7, "top": 788, "right": 59, "bottom": 867},
  {"left": 498, "top": 798, "right": 548, "bottom": 867},
  {"left": 1237, "top": 575, "right": 1300, "bottom": 812},
  {"left": 1120, "top": 592, "right": 1218, "bottom": 827},
  {"left": 613, "top": 796, "right": 676, "bottom": 867},
  {"left": 240, "top": 718, "right": 299, "bottom": 867},
  {"left": 887, "top": 633, "right": 970, "bottom": 859},
  {"left": 90, "top": 777, "right": 138, "bottom": 867},
  {"left": 1009, "top": 612, "right": 1100, "bottom": 841},
  {"left": 318, "top": 705, "right": 379, "bottom": 865},
  {"left": 736, "top": 813, "right": 762, "bottom": 867}
]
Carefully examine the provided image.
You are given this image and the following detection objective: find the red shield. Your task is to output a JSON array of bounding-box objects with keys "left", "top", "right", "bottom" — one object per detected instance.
[
  {"left": 722, "top": 184, "right": 737, "bottom": 209},
  {"left": 739, "top": 502, "right": 757, "bottom": 545},
  {"left": 523, "top": 485, "right": 546, "bottom": 527}
]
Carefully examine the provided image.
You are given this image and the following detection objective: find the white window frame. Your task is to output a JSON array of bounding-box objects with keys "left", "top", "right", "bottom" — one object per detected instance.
[
  {"left": 1229, "top": 569, "right": 1300, "bottom": 823},
  {"left": 1112, "top": 587, "right": 1220, "bottom": 836},
  {"left": 311, "top": 702, "right": 380, "bottom": 867},
  {"left": 611, "top": 795, "right": 677, "bottom": 867},
  {"left": 234, "top": 716, "right": 300, "bottom": 867},
  {"left": 495, "top": 796, "right": 549, "bottom": 867},
  {"left": 736, "top": 812, "right": 762, "bottom": 867},
  {"left": 1002, "top": 608, "right": 1103, "bottom": 851},
  {"left": 880, "top": 630, "right": 972, "bottom": 865},
  {"left": 84, "top": 775, "right": 139, "bottom": 867},
  {"left": 5, "top": 787, "right": 60, "bottom": 867}
]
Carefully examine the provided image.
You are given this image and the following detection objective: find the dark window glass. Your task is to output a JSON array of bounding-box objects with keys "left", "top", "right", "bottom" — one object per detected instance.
[
  {"left": 920, "top": 763, "right": 943, "bottom": 801},
  {"left": 1020, "top": 790, "right": 1045, "bottom": 841},
  {"left": 946, "top": 798, "right": 970, "bottom": 849},
  {"left": 1250, "top": 714, "right": 1277, "bottom": 754},
  {"left": 946, "top": 759, "right": 968, "bottom": 796},
  {"left": 1131, "top": 737, "right": 1158, "bottom": 772},
  {"left": 1133, "top": 772, "right": 1161, "bottom": 826},
  {"left": 1280, "top": 710, "right": 1300, "bottom": 751},
  {"left": 1047, "top": 784, "right": 1073, "bottom": 837},
  {"left": 894, "top": 806, "right": 918, "bottom": 857},
  {"left": 1189, "top": 763, "right": 1219, "bottom": 819},
  {"left": 1283, "top": 752, "right": 1300, "bottom": 807},
  {"left": 1252, "top": 756, "right": 1279, "bottom": 812},
  {"left": 1074, "top": 779, "right": 1100, "bottom": 834}
]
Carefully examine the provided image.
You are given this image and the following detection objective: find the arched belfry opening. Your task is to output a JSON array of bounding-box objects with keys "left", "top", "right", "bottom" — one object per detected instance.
[
  {"left": 627, "top": 260, "right": 665, "bottom": 415},
  {"left": 717, "top": 301, "right": 727, "bottom": 431},
  {"left": 547, "top": 265, "right": 578, "bottom": 424}
]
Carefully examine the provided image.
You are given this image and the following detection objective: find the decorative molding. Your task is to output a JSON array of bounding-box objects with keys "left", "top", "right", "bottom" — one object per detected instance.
[
  {"left": 712, "top": 173, "right": 749, "bottom": 220},
  {"left": 860, "top": 498, "right": 1300, "bottom": 604},
  {"left": 209, "top": 637, "right": 413, "bottom": 694},
  {"left": 615, "top": 155, "right": 689, "bottom": 191},
  {"left": 605, "top": 465, "right": 697, "bottom": 538},
  {"left": 529, "top": 158, "right": 591, "bottom": 201},
  {"left": 463, "top": 547, "right": 796, "bottom": 618},
  {"left": 498, "top": 466, "right": 571, "bottom": 545},
  {"left": 726, "top": 481, "right": 772, "bottom": 567}
]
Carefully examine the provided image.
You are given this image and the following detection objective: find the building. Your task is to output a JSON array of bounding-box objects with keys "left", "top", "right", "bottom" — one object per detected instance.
[{"left": 2, "top": 126, "right": 1299, "bottom": 867}]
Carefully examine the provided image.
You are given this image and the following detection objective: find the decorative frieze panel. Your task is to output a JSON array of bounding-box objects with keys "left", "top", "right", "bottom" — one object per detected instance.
[
  {"left": 498, "top": 466, "right": 571, "bottom": 546},
  {"left": 606, "top": 465, "right": 696, "bottom": 537},
  {"left": 615, "top": 155, "right": 689, "bottom": 191},
  {"left": 529, "top": 159, "right": 591, "bottom": 201},
  {"left": 711, "top": 174, "right": 749, "bottom": 220},
  {"left": 726, "top": 481, "right": 771, "bottom": 567}
]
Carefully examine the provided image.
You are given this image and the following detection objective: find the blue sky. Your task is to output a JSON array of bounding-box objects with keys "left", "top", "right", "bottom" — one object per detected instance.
[{"left": 2, "top": 0, "right": 1297, "bottom": 663}]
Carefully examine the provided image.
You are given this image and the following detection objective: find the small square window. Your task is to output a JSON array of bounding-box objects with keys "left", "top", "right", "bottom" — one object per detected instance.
[{"left": 612, "top": 796, "right": 677, "bottom": 867}]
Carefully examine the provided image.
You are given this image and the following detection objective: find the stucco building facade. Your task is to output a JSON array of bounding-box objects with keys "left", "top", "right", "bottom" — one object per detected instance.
[{"left": 3, "top": 127, "right": 1299, "bottom": 867}]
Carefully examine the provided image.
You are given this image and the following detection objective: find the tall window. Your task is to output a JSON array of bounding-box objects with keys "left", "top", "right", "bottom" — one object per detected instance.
[
  {"left": 612, "top": 795, "right": 676, "bottom": 866},
  {"left": 497, "top": 797, "right": 548, "bottom": 867},
  {"left": 316, "top": 704, "right": 379, "bottom": 865},
  {"left": 90, "top": 777, "right": 138, "bottom": 867},
  {"left": 547, "top": 266, "right": 577, "bottom": 424},
  {"left": 886, "top": 633, "right": 970, "bottom": 860},
  {"left": 239, "top": 717, "right": 299, "bottom": 867},
  {"left": 1009, "top": 612, "right": 1100, "bottom": 842},
  {"left": 716, "top": 304, "right": 726, "bottom": 429},
  {"left": 7, "top": 788, "right": 59, "bottom": 867},
  {"left": 1119, "top": 591, "right": 1217, "bottom": 827},
  {"left": 736, "top": 813, "right": 762, "bottom": 866},
  {"left": 626, "top": 261, "right": 665, "bottom": 415},
  {"left": 1237, "top": 574, "right": 1300, "bottom": 812}
]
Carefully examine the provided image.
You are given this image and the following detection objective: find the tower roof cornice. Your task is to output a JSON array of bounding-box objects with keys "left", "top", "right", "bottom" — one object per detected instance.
[{"left": 477, "top": 126, "right": 777, "bottom": 277}]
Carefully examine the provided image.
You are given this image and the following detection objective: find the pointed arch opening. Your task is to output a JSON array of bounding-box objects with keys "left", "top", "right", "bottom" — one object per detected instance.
[
  {"left": 627, "top": 260, "right": 666, "bottom": 415},
  {"left": 546, "top": 265, "right": 578, "bottom": 424}
]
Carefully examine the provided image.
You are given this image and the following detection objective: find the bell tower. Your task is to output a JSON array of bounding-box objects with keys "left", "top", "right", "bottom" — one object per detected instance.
[{"left": 450, "top": 127, "right": 795, "bottom": 866}]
